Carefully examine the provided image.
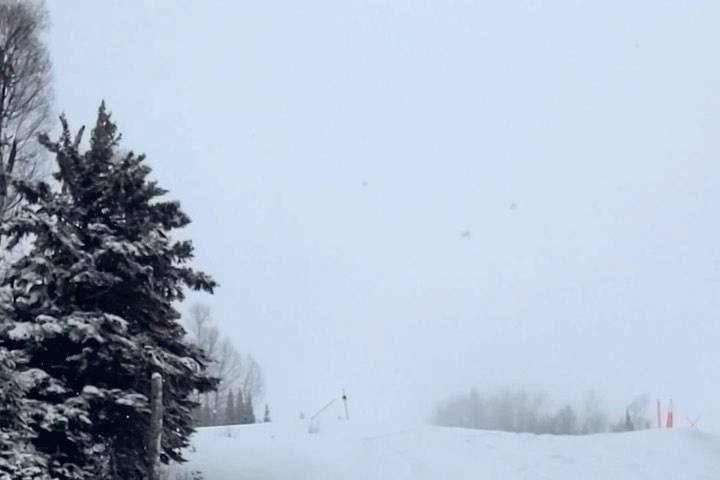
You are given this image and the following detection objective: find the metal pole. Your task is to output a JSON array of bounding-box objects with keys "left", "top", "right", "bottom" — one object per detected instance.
[
  {"left": 308, "top": 398, "right": 337, "bottom": 434},
  {"left": 310, "top": 398, "right": 336, "bottom": 421}
]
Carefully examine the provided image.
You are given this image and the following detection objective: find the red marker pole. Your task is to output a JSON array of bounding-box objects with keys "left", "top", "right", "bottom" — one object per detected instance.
[
  {"left": 657, "top": 399, "right": 662, "bottom": 429},
  {"left": 666, "top": 399, "right": 674, "bottom": 429}
]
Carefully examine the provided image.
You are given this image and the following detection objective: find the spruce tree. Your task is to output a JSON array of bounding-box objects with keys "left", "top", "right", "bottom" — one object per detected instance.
[{"left": 0, "top": 104, "right": 217, "bottom": 479}]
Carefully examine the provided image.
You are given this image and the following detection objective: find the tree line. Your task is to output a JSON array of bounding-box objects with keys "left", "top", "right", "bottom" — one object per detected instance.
[
  {"left": 433, "top": 388, "right": 652, "bottom": 435},
  {"left": 184, "top": 303, "right": 269, "bottom": 427},
  {"left": 194, "top": 387, "right": 271, "bottom": 427}
]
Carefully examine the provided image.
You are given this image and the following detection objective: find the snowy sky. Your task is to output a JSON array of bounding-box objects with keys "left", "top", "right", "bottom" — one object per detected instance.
[{"left": 47, "top": 1, "right": 720, "bottom": 429}]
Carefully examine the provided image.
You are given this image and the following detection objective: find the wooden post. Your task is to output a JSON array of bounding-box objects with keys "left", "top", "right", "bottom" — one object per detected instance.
[{"left": 147, "top": 373, "right": 164, "bottom": 480}]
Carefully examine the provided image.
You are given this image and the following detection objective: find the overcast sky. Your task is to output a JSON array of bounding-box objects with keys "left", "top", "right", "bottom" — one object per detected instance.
[{"left": 48, "top": 1, "right": 720, "bottom": 428}]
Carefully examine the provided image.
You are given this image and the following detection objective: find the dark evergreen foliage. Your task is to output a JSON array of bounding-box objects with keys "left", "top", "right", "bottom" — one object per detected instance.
[
  {"left": 0, "top": 103, "right": 218, "bottom": 479},
  {"left": 0, "top": 348, "right": 49, "bottom": 479}
]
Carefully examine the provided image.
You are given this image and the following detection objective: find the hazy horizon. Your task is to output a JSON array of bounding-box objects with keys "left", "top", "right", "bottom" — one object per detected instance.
[{"left": 48, "top": 1, "right": 720, "bottom": 429}]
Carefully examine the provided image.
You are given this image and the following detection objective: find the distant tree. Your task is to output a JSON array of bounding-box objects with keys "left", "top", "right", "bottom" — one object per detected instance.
[
  {"left": 185, "top": 303, "right": 266, "bottom": 428},
  {"left": 187, "top": 306, "right": 244, "bottom": 396},
  {"left": 624, "top": 409, "right": 634, "bottom": 431},
  {"left": 493, "top": 388, "right": 514, "bottom": 431},
  {"left": 525, "top": 391, "right": 547, "bottom": 433},
  {"left": 511, "top": 390, "right": 529, "bottom": 432},
  {"left": 244, "top": 394, "right": 256, "bottom": 424},
  {"left": 241, "top": 354, "right": 265, "bottom": 401},
  {"left": 191, "top": 401, "right": 204, "bottom": 427},
  {"left": 225, "top": 389, "right": 236, "bottom": 426},
  {"left": 0, "top": 0, "right": 53, "bottom": 225},
  {"left": 553, "top": 405, "right": 577, "bottom": 435},
  {"left": 201, "top": 402, "right": 212, "bottom": 427},
  {"left": 263, "top": 404, "right": 271, "bottom": 423},
  {"left": 581, "top": 390, "right": 608, "bottom": 434},
  {"left": 611, "top": 395, "right": 650, "bottom": 432},
  {"left": 435, "top": 388, "right": 599, "bottom": 436},
  {"left": 626, "top": 394, "right": 650, "bottom": 430},
  {"left": 235, "top": 388, "right": 245, "bottom": 425},
  {"left": 186, "top": 305, "right": 221, "bottom": 425},
  {"left": 213, "top": 340, "right": 243, "bottom": 422},
  {"left": 467, "top": 389, "right": 485, "bottom": 429}
]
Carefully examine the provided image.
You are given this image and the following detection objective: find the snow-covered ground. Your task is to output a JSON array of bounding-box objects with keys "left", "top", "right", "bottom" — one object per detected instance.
[{"left": 169, "top": 422, "right": 720, "bottom": 479}]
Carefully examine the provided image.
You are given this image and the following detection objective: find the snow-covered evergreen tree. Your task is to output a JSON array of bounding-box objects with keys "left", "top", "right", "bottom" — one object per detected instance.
[
  {"left": 0, "top": 103, "right": 217, "bottom": 479},
  {"left": 0, "top": 347, "right": 50, "bottom": 480}
]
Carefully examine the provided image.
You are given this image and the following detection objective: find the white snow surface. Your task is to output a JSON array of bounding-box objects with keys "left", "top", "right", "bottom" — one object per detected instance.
[{"left": 170, "top": 422, "right": 720, "bottom": 479}]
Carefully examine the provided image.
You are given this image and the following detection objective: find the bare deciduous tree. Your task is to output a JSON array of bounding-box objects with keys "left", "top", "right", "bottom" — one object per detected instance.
[
  {"left": 187, "top": 303, "right": 212, "bottom": 344},
  {"left": 185, "top": 302, "right": 265, "bottom": 426},
  {"left": 241, "top": 354, "right": 265, "bottom": 400},
  {"left": 0, "top": 0, "right": 52, "bottom": 223}
]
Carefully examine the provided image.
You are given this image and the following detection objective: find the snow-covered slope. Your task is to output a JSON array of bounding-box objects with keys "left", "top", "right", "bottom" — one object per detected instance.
[{"left": 169, "top": 422, "right": 720, "bottom": 479}]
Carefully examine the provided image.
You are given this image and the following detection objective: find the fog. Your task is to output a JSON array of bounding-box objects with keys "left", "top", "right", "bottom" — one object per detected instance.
[{"left": 48, "top": 1, "right": 720, "bottom": 429}]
